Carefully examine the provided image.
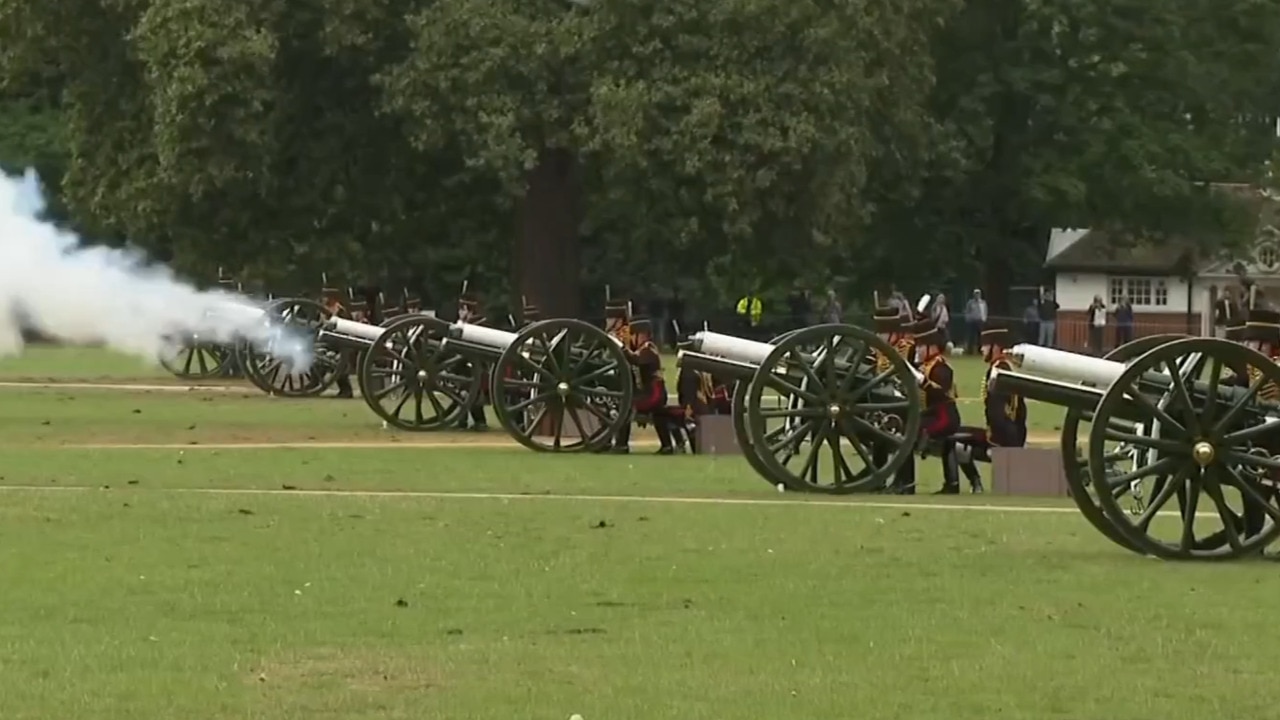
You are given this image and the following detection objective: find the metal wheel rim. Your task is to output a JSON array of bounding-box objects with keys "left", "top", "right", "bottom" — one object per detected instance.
[
  {"left": 159, "top": 341, "right": 231, "bottom": 380},
  {"left": 492, "top": 318, "right": 633, "bottom": 452},
  {"left": 1061, "top": 334, "right": 1190, "bottom": 552},
  {"left": 359, "top": 315, "right": 472, "bottom": 431},
  {"left": 241, "top": 298, "right": 336, "bottom": 397},
  {"left": 733, "top": 330, "right": 799, "bottom": 480},
  {"left": 745, "top": 323, "right": 921, "bottom": 494},
  {"left": 1089, "top": 337, "right": 1280, "bottom": 559}
]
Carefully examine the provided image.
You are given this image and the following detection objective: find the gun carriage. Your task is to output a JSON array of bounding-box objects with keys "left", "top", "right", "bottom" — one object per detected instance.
[
  {"left": 158, "top": 269, "right": 247, "bottom": 381},
  {"left": 989, "top": 333, "right": 1280, "bottom": 560},
  {"left": 677, "top": 323, "right": 924, "bottom": 494},
  {"left": 238, "top": 295, "right": 346, "bottom": 397}
]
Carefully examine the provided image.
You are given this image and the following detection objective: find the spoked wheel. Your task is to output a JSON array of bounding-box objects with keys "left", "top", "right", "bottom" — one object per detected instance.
[
  {"left": 1061, "top": 334, "right": 1190, "bottom": 552},
  {"left": 745, "top": 324, "right": 921, "bottom": 493},
  {"left": 734, "top": 330, "right": 800, "bottom": 479},
  {"left": 159, "top": 340, "right": 234, "bottom": 380},
  {"left": 358, "top": 314, "right": 475, "bottom": 431},
  {"left": 241, "top": 298, "right": 338, "bottom": 397},
  {"left": 491, "top": 318, "right": 633, "bottom": 452},
  {"left": 1090, "top": 337, "right": 1280, "bottom": 559}
]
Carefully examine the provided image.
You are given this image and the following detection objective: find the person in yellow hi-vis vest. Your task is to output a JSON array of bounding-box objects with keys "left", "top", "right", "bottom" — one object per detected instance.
[{"left": 735, "top": 294, "right": 763, "bottom": 332}]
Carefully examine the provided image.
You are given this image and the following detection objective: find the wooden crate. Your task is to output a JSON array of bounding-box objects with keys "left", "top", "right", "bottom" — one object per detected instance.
[
  {"left": 991, "top": 447, "right": 1070, "bottom": 497},
  {"left": 696, "top": 415, "right": 741, "bottom": 455}
]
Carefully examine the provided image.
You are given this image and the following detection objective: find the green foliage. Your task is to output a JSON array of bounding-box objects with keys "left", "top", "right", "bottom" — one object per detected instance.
[{"left": 0, "top": 0, "right": 1276, "bottom": 310}]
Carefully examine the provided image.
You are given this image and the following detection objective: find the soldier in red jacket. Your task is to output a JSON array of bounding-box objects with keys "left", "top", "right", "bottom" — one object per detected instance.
[{"left": 910, "top": 319, "right": 962, "bottom": 494}]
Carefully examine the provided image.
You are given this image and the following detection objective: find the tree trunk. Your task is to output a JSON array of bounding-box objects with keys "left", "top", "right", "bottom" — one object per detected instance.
[{"left": 514, "top": 147, "right": 582, "bottom": 318}]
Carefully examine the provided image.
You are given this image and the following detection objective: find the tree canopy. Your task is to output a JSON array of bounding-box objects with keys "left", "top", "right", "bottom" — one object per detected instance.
[{"left": 0, "top": 0, "right": 1276, "bottom": 316}]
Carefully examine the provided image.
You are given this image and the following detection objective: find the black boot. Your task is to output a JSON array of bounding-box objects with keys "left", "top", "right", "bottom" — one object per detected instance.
[
  {"left": 610, "top": 422, "right": 632, "bottom": 453},
  {"left": 334, "top": 375, "right": 354, "bottom": 399},
  {"left": 468, "top": 405, "right": 489, "bottom": 431}
]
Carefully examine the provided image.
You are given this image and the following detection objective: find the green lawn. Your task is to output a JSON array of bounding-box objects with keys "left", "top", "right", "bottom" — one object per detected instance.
[{"left": 2, "top": 347, "right": 1259, "bottom": 720}]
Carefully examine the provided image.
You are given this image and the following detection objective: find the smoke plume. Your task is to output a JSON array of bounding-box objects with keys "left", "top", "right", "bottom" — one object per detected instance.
[{"left": 0, "top": 168, "right": 312, "bottom": 370}]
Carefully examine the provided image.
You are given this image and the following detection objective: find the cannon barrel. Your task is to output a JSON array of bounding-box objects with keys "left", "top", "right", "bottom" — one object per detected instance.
[
  {"left": 677, "top": 350, "right": 759, "bottom": 381},
  {"left": 678, "top": 339, "right": 926, "bottom": 385},
  {"left": 441, "top": 337, "right": 503, "bottom": 362},
  {"left": 1004, "top": 344, "right": 1275, "bottom": 413},
  {"left": 687, "top": 331, "right": 774, "bottom": 365},
  {"left": 322, "top": 317, "right": 384, "bottom": 344}
]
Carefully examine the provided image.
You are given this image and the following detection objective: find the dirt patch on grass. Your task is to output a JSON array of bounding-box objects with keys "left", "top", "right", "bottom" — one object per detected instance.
[{"left": 248, "top": 647, "right": 441, "bottom": 692}]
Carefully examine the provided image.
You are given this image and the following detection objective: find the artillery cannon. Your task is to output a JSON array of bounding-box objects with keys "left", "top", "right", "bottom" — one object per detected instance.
[
  {"left": 988, "top": 336, "right": 1280, "bottom": 560},
  {"left": 676, "top": 323, "right": 923, "bottom": 494},
  {"left": 158, "top": 270, "right": 249, "bottom": 381},
  {"left": 430, "top": 317, "right": 633, "bottom": 451},
  {"left": 237, "top": 297, "right": 347, "bottom": 397}
]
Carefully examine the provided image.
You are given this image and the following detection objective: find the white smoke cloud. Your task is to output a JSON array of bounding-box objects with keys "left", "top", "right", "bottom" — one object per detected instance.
[{"left": 0, "top": 167, "right": 313, "bottom": 371}]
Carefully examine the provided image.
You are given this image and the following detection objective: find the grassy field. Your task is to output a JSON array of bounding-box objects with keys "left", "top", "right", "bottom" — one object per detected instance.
[{"left": 0, "top": 347, "right": 1269, "bottom": 720}]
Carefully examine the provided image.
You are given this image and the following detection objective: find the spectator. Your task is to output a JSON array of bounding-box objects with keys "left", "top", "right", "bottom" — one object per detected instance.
[
  {"left": 735, "top": 292, "right": 763, "bottom": 333},
  {"left": 1038, "top": 291, "right": 1059, "bottom": 347},
  {"left": 1115, "top": 296, "right": 1134, "bottom": 346},
  {"left": 1023, "top": 300, "right": 1040, "bottom": 345},
  {"left": 931, "top": 293, "right": 950, "bottom": 345},
  {"left": 963, "top": 290, "right": 988, "bottom": 355},
  {"left": 1087, "top": 295, "right": 1107, "bottom": 354},
  {"left": 822, "top": 289, "right": 842, "bottom": 324},
  {"left": 787, "top": 287, "right": 812, "bottom": 330}
]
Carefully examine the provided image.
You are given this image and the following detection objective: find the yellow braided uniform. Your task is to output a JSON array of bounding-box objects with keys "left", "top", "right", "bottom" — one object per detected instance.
[{"left": 920, "top": 355, "right": 958, "bottom": 409}]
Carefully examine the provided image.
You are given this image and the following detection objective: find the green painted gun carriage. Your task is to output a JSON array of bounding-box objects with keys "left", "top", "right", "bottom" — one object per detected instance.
[
  {"left": 676, "top": 323, "right": 924, "bottom": 494},
  {"left": 988, "top": 331, "right": 1280, "bottom": 560}
]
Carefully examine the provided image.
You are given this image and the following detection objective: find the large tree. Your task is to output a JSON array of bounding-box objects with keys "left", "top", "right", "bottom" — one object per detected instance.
[
  {"left": 888, "top": 0, "right": 1280, "bottom": 311},
  {"left": 377, "top": 0, "right": 956, "bottom": 315}
]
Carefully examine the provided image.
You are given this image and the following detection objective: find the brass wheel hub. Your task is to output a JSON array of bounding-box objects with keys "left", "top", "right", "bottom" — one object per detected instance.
[
  {"left": 556, "top": 381, "right": 571, "bottom": 396},
  {"left": 1192, "top": 440, "right": 1215, "bottom": 467},
  {"left": 827, "top": 403, "right": 842, "bottom": 418}
]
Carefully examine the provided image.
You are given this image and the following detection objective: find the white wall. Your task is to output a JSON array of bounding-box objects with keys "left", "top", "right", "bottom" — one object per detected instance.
[{"left": 1052, "top": 272, "right": 1195, "bottom": 314}]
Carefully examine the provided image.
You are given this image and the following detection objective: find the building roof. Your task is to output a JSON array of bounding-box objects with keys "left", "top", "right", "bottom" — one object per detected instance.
[
  {"left": 1044, "top": 230, "right": 1199, "bottom": 274},
  {"left": 1045, "top": 184, "right": 1279, "bottom": 275}
]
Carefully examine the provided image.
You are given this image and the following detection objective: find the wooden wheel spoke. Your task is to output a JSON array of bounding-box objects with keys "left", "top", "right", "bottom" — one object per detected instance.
[
  {"left": 1162, "top": 358, "right": 1201, "bottom": 434},
  {"left": 1133, "top": 466, "right": 1188, "bottom": 531},
  {"left": 1126, "top": 385, "right": 1188, "bottom": 438},
  {"left": 1101, "top": 428, "right": 1186, "bottom": 456},
  {"left": 1101, "top": 455, "right": 1181, "bottom": 490},
  {"left": 1201, "top": 468, "right": 1245, "bottom": 552},
  {"left": 845, "top": 414, "right": 905, "bottom": 449},
  {"left": 1212, "top": 375, "right": 1265, "bottom": 436}
]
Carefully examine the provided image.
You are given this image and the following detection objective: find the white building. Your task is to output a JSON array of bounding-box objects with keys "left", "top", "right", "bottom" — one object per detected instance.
[{"left": 1043, "top": 187, "right": 1280, "bottom": 351}]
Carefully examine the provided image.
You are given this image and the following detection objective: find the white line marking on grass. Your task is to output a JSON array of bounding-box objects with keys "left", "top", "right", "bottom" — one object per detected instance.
[
  {"left": 0, "top": 381, "right": 240, "bottom": 392},
  {"left": 0, "top": 485, "right": 1228, "bottom": 518},
  {"left": 0, "top": 483, "right": 1089, "bottom": 513}
]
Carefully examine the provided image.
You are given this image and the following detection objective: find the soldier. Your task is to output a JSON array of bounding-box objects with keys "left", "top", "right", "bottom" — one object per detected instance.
[
  {"left": 672, "top": 338, "right": 709, "bottom": 454},
  {"left": 596, "top": 300, "right": 634, "bottom": 453},
  {"left": 456, "top": 290, "right": 491, "bottom": 431},
  {"left": 619, "top": 317, "right": 676, "bottom": 454},
  {"left": 457, "top": 290, "right": 492, "bottom": 429},
  {"left": 948, "top": 321, "right": 1027, "bottom": 494},
  {"left": 321, "top": 284, "right": 355, "bottom": 398},
  {"left": 981, "top": 321, "right": 1028, "bottom": 448},
  {"left": 869, "top": 297, "right": 917, "bottom": 494},
  {"left": 910, "top": 316, "right": 963, "bottom": 494}
]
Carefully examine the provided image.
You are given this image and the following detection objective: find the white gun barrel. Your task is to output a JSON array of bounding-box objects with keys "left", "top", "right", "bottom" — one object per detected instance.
[
  {"left": 1007, "top": 343, "right": 1170, "bottom": 386},
  {"left": 688, "top": 331, "right": 776, "bottom": 365},
  {"left": 458, "top": 323, "right": 518, "bottom": 350},
  {"left": 327, "top": 317, "right": 385, "bottom": 342}
]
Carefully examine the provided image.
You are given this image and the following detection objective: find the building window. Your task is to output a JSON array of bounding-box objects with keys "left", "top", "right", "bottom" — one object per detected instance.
[{"left": 1108, "top": 277, "right": 1168, "bottom": 307}]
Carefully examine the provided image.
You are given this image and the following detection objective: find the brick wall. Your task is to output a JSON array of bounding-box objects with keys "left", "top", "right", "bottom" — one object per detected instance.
[{"left": 1044, "top": 311, "right": 1201, "bottom": 353}]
